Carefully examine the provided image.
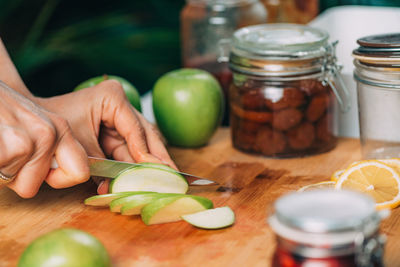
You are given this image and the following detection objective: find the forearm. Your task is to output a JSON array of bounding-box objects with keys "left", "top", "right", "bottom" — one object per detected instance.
[{"left": 0, "top": 38, "right": 35, "bottom": 99}]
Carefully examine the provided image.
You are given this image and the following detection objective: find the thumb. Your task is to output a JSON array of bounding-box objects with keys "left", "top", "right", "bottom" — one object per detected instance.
[{"left": 46, "top": 132, "right": 90, "bottom": 188}]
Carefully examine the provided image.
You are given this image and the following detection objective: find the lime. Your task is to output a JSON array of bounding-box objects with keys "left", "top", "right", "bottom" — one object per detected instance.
[{"left": 18, "top": 228, "right": 111, "bottom": 267}]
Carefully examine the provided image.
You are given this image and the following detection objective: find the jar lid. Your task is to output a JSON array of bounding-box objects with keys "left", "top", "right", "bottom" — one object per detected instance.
[
  {"left": 353, "top": 33, "right": 400, "bottom": 65},
  {"left": 231, "top": 24, "right": 329, "bottom": 59},
  {"left": 273, "top": 190, "right": 376, "bottom": 234},
  {"left": 357, "top": 33, "right": 400, "bottom": 48}
]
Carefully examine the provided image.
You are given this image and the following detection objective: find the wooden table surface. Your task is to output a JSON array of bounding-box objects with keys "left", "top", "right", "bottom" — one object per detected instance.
[{"left": 1, "top": 128, "right": 399, "bottom": 267}]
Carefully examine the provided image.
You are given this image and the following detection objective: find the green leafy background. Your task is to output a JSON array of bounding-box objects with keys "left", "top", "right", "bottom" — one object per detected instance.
[{"left": 0, "top": 0, "right": 184, "bottom": 97}]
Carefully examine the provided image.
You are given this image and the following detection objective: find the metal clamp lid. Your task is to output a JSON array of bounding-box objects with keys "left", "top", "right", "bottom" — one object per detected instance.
[{"left": 322, "top": 41, "right": 350, "bottom": 112}]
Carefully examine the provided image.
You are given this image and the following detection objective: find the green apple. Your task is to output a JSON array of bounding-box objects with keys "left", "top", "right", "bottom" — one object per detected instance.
[
  {"left": 74, "top": 74, "right": 142, "bottom": 111},
  {"left": 181, "top": 206, "right": 235, "bottom": 229},
  {"left": 110, "top": 192, "right": 181, "bottom": 213},
  {"left": 152, "top": 68, "right": 224, "bottom": 147},
  {"left": 109, "top": 166, "right": 188, "bottom": 194},
  {"left": 18, "top": 228, "right": 110, "bottom": 267},
  {"left": 141, "top": 195, "right": 213, "bottom": 225},
  {"left": 84, "top": 191, "right": 152, "bottom": 207},
  {"left": 136, "top": 162, "right": 177, "bottom": 172}
]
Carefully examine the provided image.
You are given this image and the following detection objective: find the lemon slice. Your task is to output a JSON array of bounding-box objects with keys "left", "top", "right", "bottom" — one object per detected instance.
[
  {"left": 331, "top": 169, "right": 344, "bottom": 182},
  {"left": 298, "top": 181, "right": 336, "bottom": 192},
  {"left": 379, "top": 158, "right": 400, "bottom": 174},
  {"left": 335, "top": 160, "right": 400, "bottom": 209}
]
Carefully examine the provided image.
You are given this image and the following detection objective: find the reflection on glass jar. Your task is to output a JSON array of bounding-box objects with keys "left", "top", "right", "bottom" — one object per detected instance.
[
  {"left": 180, "top": 0, "right": 267, "bottom": 125},
  {"left": 228, "top": 24, "right": 349, "bottom": 158},
  {"left": 353, "top": 33, "right": 400, "bottom": 159},
  {"left": 269, "top": 190, "right": 387, "bottom": 267}
]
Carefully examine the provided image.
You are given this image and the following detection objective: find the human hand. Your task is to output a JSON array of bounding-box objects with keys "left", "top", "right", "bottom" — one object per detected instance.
[
  {"left": 36, "top": 80, "right": 177, "bottom": 194},
  {"left": 0, "top": 81, "right": 90, "bottom": 198}
]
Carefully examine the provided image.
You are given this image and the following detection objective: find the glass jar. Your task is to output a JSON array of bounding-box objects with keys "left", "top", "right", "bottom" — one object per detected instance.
[
  {"left": 269, "top": 190, "right": 388, "bottom": 267},
  {"left": 261, "top": 0, "right": 319, "bottom": 24},
  {"left": 353, "top": 33, "right": 400, "bottom": 159},
  {"left": 227, "top": 24, "right": 350, "bottom": 158},
  {"left": 180, "top": 0, "right": 267, "bottom": 125}
]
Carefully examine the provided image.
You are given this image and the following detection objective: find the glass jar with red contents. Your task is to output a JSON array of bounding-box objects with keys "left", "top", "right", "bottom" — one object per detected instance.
[
  {"left": 227, "top": 24, "right": 350, "bottom": 157},
  {"left": 269, "top": 190, "right": 388, "bottom": 267},
  {"left": 180, "top": 0, "right": 267, "bottom": 125}
]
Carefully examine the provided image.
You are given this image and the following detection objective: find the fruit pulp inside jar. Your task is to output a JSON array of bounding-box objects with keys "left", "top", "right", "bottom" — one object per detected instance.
[
  {"left": 230, "top": 78, "right": 337, "bottom": 157},
  {"left": 272, "top": 247, "right": 357, "bottom": 267},
  {"left": 185, "top": 59, "right": 232, "bottom": 126}
]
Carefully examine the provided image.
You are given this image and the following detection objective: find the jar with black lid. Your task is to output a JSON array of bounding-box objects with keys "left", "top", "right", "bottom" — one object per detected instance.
[{"left": 227, "top": 24, "right": 349, "bottom": 157}]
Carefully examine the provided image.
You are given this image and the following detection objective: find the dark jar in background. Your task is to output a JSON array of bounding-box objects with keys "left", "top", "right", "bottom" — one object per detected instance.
[
  {"left": 180, "top": 0, "right": 267, "bottom": 125},
  {"left": 227, "top": 24, "right": 349, "bottom": 158},
  {"left": 269, "top": 190, "right": 387, "bottom": 267}
]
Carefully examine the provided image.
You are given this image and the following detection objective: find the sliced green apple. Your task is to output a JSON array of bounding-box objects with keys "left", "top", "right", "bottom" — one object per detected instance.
[
  {"left": 109, "top": 166, "right": 188, "bottom": 194},
  {"left": 136, "top": 162, "right": 176, "bottom": 172},
  {"left": 181, "top": 206, "right": 235, "bottom": 229},
  {"left": 141, "top": 195, "right": 213, "bottom": 225},
  {"left": 84, "top": 192, "right": 151, "bottom": 207},
  {"left": 118, "top": 193, "right": 182, "bottom": 215},
  {"left": 109, "top": 192, "right": 177, "bottom": 213}
]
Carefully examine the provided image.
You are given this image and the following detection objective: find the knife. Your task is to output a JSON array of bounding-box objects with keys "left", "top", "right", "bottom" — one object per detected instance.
[{"left": 51, "top": 156, "right": 218, "bottom": 186}]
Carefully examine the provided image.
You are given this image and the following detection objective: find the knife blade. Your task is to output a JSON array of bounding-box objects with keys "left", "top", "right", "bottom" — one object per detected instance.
[{"left": 51, "top": 157, "right": 218, "bottom": 186}]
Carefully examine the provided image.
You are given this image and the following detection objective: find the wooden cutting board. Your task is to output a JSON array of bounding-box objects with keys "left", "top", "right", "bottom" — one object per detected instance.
[{"left": 1, "top": 128, "right": 399, "bottom": 267}]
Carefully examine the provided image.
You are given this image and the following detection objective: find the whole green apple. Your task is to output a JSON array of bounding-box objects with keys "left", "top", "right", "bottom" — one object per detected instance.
[
  {"left": 152, "top": 68, "right": 224, "bottom": 147},
  {"left": 18, "top": 228, "right": 111, "bottom": 267},
  {"left": 74, "top": 74, "right": 142, "bottom": 111}
]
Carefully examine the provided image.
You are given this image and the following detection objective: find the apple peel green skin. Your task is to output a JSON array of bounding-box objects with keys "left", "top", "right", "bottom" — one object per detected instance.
[
  {"left": 74, "top": 74, "right": 142, "bottom": 112},
  {"left": 109, "top": 166, "right": 188, "bottom": 194},
  {"left": 135, "top": 162, "right": 177, "bottom": 172},
  {"left": 152, "top": 68, "right": 224, "bottom": 147},
  {"left": 141, "top": 195, "right": 213, "bottom": 225},
  {"left": 112, "top": 192, "right": 183, "bottom": 214},
  {"left": 18, "top": 228, "right": 111, "bottom": 267},
  {"left": 109, "top": 192, "right": 169, "bottom": 213},
  {"left": 181, "top": 206, "right": 235, "bottom": 229},
  {"left": 84, "top": 191, "right": 152, "bottom": 207}
]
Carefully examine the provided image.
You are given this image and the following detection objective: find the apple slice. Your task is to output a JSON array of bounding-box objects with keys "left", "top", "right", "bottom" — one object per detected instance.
[
  {"left": 181, "top": 206, "right": 235, "bottom": 229},
  {"left": 141, "top": 195, "right": 213, "bottom": 225},
  {"left": 110, "top": 166, "right": 188, "bottom": 194},
  {"left": 136, "top": 162, "right": 177, "bottom": 172},
  {"left": 84, "top": 192, "right": 151, "bottom": 207},
  {"left": 84, "top": 193, "right": 131, "bottom": 207},
  {"left": 109, "top": 192, "right": 180, "bottom": 213},
  {"left": 118, "top": 193, "right": 182, "bottom": 215}
]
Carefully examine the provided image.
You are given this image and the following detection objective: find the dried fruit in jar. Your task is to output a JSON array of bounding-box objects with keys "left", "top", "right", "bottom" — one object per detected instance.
[
  {"left": 316, "top": 114, "right": 335, "bottom": 143},
  {"left": 298, "top": 79, "right": 328, "bottom": 96},
  {"left": 231, "top": 104, "right": 272, "bottom": 123},
  {"left": 233, "top": 118, "right": 263, "bottom": 133},
  {"left": 306, "top": 93, "right": 330, "bottom": 122},
  {"left": 271, "top": 108, "right": 303, "bottom": 131},
  {"left": 265, "top": 87, "right": 305, "bottom": 110},
  {"left": 254, "top": 126, "right": 287, "bottom": 155},
  {"left": 232, "top": 129, "right": 256, "bottom": 151},
  {"left": 240, "top": 90, "right": 266, "bottom": 110},
  {"left": 287, "top": 122, "right": 315, "bottom": 150}
]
